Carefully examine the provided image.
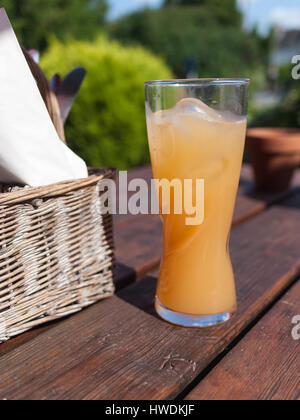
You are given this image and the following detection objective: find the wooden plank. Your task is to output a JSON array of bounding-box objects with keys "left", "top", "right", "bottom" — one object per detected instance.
[
  {"left": 0, "top": 167, "right": 155, "bottom": 357},
  {"left": 114, "top": 166, "right": 300, "bottom": 284},
  {"left": 0, "top": 167, "right": 299, "bottom": 359},
  {"left": 114, "top": 165, "right": 300, "bottom": 229},
  {"left": 114, "top": 166, "right": 154, "bottom": 230},
  {"left": 185, "top": 281, "right": 300, "bottom": 400},
  {"left": 115, "top": 215, "right": 162, "bottom": 281},
  {"left": 0, "top": 262, "right": 138, "bottom": 358},
  {"left": 0, "top": 218, "right": 160, "bottom": 357},
  {"left": 0, "top": 192, "right": 300, "bottom": 399},
  {"left": 0, "top": 321, "right": 61, "bottom": 358},
  {"left": 234, "top": 166, "right": 300, "bottom": 225}
]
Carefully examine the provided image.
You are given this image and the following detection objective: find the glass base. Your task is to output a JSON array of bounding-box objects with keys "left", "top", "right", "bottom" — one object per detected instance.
[{"left": 155, "top": 297, "right": 234, "bottom": 328}]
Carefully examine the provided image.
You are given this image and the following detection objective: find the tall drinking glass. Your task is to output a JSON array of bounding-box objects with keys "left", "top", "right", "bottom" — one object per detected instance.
[{"left": 145, "top": 79, "right": 249, "bottom": 327}]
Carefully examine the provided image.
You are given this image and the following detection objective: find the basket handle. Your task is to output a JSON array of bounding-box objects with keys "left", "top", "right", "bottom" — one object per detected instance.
[{"left": 21, "top": 46, "right": 66, "bottom": 144}]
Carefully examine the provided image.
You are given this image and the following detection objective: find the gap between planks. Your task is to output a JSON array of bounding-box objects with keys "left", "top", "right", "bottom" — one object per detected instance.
[
  {"left": 184, "top": 278, "right": 300, "bottom": 400},
  {"left": 177, "top": 271, "right": 300, "bottom": 400},
  {"left": 0, "top": 192, "right": 300, "bottom": 399},
  {"left": 1, "top": 168, "right": 300, "bottom": 361}
]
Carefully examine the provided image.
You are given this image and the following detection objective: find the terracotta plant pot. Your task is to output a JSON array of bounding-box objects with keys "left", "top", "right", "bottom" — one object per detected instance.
[{"left": 246, "top": 128, "right": 300, "bottom": 192}]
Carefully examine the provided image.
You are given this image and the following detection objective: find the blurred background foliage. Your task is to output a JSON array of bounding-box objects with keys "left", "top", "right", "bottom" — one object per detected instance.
[
  {"left": 1, "top": 0, "right": 108, "bottom": 50},
  {"left": 2, "top": 0, "right": 298, "bottom": 168},
  {"left": 41, "top": 37, "right": 172, "bottom": 169},
  {"left": 250, "top": 72, "right": 300, "bottom": 128},
  {"left": 109, "top": 0, "right": 271, "bottom": 81}
]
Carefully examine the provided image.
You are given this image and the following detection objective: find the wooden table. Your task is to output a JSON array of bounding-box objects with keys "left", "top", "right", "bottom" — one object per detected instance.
[{"left": 0, "top": 164, "right": 299, "bottom": 400}]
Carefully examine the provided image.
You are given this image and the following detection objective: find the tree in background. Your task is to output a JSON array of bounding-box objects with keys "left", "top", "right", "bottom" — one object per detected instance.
[
  {"left": 163, "top": 0, "right": 242, "bottom": 26},
  {"left": 109, "top": 1, "right": 268, "bottom": 80},
  {"left": 1, "top": 0, "right": 108, "bottom": 50}
]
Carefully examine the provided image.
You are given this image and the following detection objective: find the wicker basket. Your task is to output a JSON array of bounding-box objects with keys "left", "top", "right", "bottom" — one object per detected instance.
[{"left": 0, "top": 49, "right": 115, "bottom": 342}]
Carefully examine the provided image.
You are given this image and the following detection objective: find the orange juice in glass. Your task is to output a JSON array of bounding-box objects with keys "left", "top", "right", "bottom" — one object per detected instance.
[{"left": 145, "top": 79, "right": 249, "bottom": 327}]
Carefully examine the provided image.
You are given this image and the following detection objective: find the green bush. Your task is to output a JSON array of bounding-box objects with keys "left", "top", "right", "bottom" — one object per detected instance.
[{"left": 41, "top": 37, "right": 173, "bottom": 169}]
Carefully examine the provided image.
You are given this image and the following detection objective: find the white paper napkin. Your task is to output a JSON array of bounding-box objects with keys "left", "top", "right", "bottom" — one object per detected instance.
[{"left": 0, "top": 8, "right": 88, "bottom": 187}]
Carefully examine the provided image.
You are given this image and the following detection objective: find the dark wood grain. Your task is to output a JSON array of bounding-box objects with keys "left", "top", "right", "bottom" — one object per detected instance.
[
  {"left": 0, "top": 166, "right": 299, "bottom": 360},
  {"left": 234, "top": 164, "right": 300, "bottom": 225},
  {"left": 114, "top": 165, "right": 300, "bottom": 229},
  {"left": 114, "top": 166, "right": 300, "bottom": 285},
  {"left": 113, "top": 166, "right": 154, "bottom": 229},
  {"left": 115, "top": 215, "right": 162, "bottom": 281},
  {"left": 0, "top": 192, "right": 300, "bottom": 400},
  {"left": 185, "top": 280, "right": 300, "bottom": 400}
]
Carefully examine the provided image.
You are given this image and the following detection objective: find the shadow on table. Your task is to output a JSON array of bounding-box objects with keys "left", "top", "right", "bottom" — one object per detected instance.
[
  {"left": 273, "top": 189, "right": 300, "bottom": 212},
  {"left": 117, "top": 273, "right": 159, "bottom": 319},
  {"left": 238, "top": 170, "right": 300, "bottom": 211},
  {"left": 117, "top": 171, "right": 300, "bottom": 318}
]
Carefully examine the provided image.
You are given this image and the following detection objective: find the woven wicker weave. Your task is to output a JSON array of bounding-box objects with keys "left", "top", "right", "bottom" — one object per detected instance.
[{"left": 0, "top": 49, "right": 115, "bottom": 342}]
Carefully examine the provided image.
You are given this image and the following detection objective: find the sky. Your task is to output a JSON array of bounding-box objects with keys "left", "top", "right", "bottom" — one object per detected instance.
[{"left": 108, "top": 0, "right": 300, "bottom": 34}]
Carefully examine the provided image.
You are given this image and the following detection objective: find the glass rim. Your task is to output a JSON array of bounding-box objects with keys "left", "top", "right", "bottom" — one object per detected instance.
[{"left": 145, "top": 78, "right": 250, "bottom": 88}]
